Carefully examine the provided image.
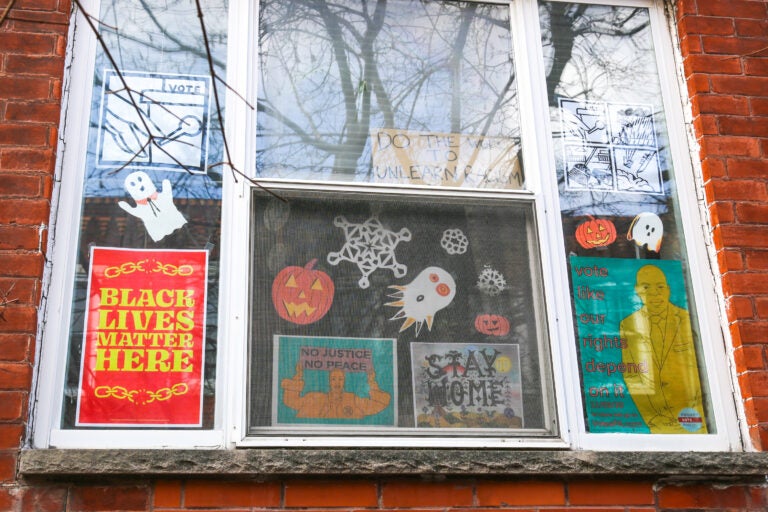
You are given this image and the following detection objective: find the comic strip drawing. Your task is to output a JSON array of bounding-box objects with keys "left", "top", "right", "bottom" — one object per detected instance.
[
  {"left": 627, "top": 212, "right": 664, "bottom": 252},
  {"left": 327, "top": 215, "right": 411, "bottom": 289},
  {"left": 118, "top": 171, "right": 187, "bottom": 242},
  {"left": 559, "top": 99, "right": 663, "bottom": 195},
  {"left": 560, "top": 99, "right": 610, "bottom": 144},
  {"left": 620, "top": 265, "right": 706, "bottom": 434},
  {"left": 98, "top": 71, "right": 211, "bottom": 173},
  {"left": 386, "top": 266, "right": 456, "bottom": 336}
]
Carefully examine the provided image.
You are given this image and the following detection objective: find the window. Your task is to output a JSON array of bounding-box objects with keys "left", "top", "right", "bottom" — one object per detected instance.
[{"left": 32, "top": 0, "right": 740, "bottom": 450}]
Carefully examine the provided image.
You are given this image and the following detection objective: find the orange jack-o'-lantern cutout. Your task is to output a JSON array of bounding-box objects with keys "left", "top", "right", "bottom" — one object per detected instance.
[
  {"left": 575, "top": 216, "right": 617, "bottom": 249},
  {"left": 272, "top": 259, "right": 334, "bottom": 324},
  {"left": 474, "top": 314, "right": 510, "bottom": 336}
]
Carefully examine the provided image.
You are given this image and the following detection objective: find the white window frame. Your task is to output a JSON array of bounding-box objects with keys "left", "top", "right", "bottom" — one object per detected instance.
[{"left": 30, "top": 0, "right": 743, "bottom": 451}]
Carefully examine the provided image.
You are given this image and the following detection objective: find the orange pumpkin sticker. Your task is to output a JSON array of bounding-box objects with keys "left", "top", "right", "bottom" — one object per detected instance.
[
  {"left": 575, "top": 216, "right": 617, "bottom": 249},
  {"left": 272, "top": 259, "right": 335, "bottom": 324},
  {"left": 474, "top": 314, "right": 511, "bottom": 336}
]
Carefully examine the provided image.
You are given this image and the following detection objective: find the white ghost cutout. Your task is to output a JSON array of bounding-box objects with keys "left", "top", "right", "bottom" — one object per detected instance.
[
  {"left": 627, "top": 212, "right": 663, "bottom": 252},
  {"left": 118, "top": 171, "right": 187, "bottom": 242},
  {"left": 385, "top": 266, "right": 456, "bottom": 336}
]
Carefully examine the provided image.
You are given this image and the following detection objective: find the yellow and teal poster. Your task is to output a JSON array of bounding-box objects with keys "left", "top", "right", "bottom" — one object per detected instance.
[
  {"left": 570, "top": 256, "right": 707, "bottom": 434},
  {"left": 273, "top": 335, "right": 396, "bottom": 426}
]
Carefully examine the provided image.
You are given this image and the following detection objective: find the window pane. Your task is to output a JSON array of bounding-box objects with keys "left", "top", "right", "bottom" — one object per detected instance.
[
  {"left": 540, "top": 2, "right": 712, "bottom": 434},
  {"left": 256, "top": 0, "right": 524, "bottom": 190},
  {"left": 248, "top": 190, "right": 555, "bottom": 435},
  {"left": 61, "top": 0, "right": 228, "bottom": 429}
]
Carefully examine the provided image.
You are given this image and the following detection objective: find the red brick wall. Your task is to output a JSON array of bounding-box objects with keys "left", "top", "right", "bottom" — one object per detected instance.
[
  {"left": 675, "top": 0, "right": 768, "bottom": 450},
  {"left": 1, "top": 0, "right": 768, "bottom": 510}
]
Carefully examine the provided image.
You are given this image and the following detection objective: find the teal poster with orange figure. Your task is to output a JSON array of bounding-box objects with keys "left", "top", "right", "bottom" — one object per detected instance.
[
  {"left": 571, "top": 256, "right": 707, "bottom": 434},
  {"left": 273, "top": 335, "right": 396, "bottom": 426}
]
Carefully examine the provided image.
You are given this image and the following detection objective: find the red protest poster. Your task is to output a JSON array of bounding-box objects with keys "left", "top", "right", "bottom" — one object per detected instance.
[{"left": 76, "top": 247, "right": 208, "bottom": 426}]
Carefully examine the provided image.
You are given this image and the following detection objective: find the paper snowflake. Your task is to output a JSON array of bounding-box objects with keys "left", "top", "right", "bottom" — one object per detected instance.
[
  {"left": 440, "top": 228, "right": 469, "bottom": 255},
  {"left": 327, "top": 215, "right": 412, "bottom": 289},
  {"left": 477, "top": 265, "right": 507, "bottom": 296}
]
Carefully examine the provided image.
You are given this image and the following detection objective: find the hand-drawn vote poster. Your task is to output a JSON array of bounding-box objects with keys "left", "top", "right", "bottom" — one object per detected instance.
[
  {"left": 97, "top": 71, "right": 211, "bottom": 173},
  {"left": 273, "top": 336, "right": 396, "bottom": 426},
  {"left": 410, "top": 343, "right": 523, "bottom": 429},
  {"left": 370, "top": 129, "right": 523, "bottom": 189},
  {"left": 76, "top": 247, "right": 208, "bottom": 426},
  {"left": 570, "top": 256, "right": 707, "bottom": 434}
]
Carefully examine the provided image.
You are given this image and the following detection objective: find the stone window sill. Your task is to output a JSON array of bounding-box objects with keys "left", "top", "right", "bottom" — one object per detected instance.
[{"left": 19, "top": 449, "right": 768, "bottom": 479}]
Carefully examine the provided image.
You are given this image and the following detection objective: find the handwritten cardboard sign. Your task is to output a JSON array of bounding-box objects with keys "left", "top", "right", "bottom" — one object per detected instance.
[
  {"left": 76, "top": 247, "right": 208, "bottom": 426},
  {"left": 370, "top": 129, "right": 523, "bottom": 189}
]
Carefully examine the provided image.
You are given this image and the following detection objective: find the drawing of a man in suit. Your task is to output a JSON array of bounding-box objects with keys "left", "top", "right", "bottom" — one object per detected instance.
[{"left": 620, "top": 264, "right": 707, "bottom": 434}]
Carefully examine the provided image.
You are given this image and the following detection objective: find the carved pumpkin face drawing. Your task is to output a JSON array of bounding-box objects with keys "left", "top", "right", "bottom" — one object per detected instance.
[
  {"left": 474, "top": 314, "right": 510, "bottom": 336},
  {"left": 272, "top": 259, "right": 334, "bottom": 324},
  {"left": 575, "top": 217, "right": 617, "bottom": 249}
]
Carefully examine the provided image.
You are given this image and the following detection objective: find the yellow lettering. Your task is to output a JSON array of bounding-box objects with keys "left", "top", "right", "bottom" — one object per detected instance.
[
  {"left": 100, "top": 288, "right": 119, "bottom": 306},
  {"left": 176, "top": 310, "right": 195, "bottom": 331},
  {"left": 156, "top": 289, "right": 174, "bottom": 308},
  {"left": 178, "top": 289, "right": 195, "bottom": 307},
  {"left": 154, "top": 310, "right": 175, "bottom": 331},
  {"left": 97, "top": 331, "right": 116, "bottom": 347},
  {"left": 146, "top": 349, "right": 171, "bottom": 372},
  {"left": 172, "top": 350, "right": 193, "bottom": 372},
  {"left": 122, "top": 349, "right": 144, "bottom": 371},
  {"left": 95, "top": 348, "right": 120, "bottom": 371}
]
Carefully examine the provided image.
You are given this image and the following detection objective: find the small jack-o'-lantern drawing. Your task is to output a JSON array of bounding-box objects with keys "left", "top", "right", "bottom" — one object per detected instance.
[
  {"left": 272, "top": 259, "right": 335, "bottom": 324},
  {"left": 575, "top": 216, "right": 617, "bottom": 249},
  {"left": 474, "top": 314, "right": 511, "bottom": 336}
]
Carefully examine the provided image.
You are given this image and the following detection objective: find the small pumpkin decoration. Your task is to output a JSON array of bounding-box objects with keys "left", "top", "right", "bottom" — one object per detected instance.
[
  {"left": 272, "top": 259, "right": 334, "bottom": 324},
  {"left": 474, "top": 314, "right": 510, "bottom": 336},
  {"left": 575, "top": 216, "right": 617, "bottom": 249}
]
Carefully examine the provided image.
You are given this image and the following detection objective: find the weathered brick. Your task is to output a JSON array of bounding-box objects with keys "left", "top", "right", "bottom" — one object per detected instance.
[
  {"left": 184, "top": 481, "right": 280, "bottom": 508},
  {"left": 285, "top": 480, "right": 378, "bottom": 507},
  {"left": 0, "top": 199, "right": 50, "bottom": 225},
  {"left": 736, "top": 203, "right": 768, "bottom": 223},
  {"left": 701, "top": 136, "right": 762, "bottom": 158},
  {"left": 735, "top": 18, "right": 768, "bottom": 37},
  {"left": 476, "top": 480, "right": 565, "bottom": 506},
  {"left": 695, "top": 94, "right": 750, "bottom": 116},
  {"left": 719, "top": 116, "right": 768, "bottom": 137},
  {"left": 0, "top": 334, "right": 31, "bottom": 362},
  {"left": 20, "top": 486, "right": 68, "bottom": 512},
  {"left": 0, "top": 32, "right": 55, "bottom": 55},
  {"left": 0, "top": 125, "right": 49, "bottom": 148},
  {"left": 0, "top": 225, "right": 40, "bottom": 251},
  {"left": 382, "top": 480, "right": 474, "bottom": 508},
  {"left": 726, "top": 158, "right": 768, "bottom": 178},
  {"left": 658, "top": 483, "right": 749, "bottom": 509},
  {"left": 711, "top": 75, "right": 768, "bottom": 97},
  {"left": 708, "top": 178, "right": 768, "bottom": 201},
  {"left": 684, "top": 53, "right": 742, "bottom": 76},
  {"left": 0, "top": 252, "right": 44, "bottom": 278},
  {"left": 5, "top": 102, "right": 62, "bottom": 124},
  {"left": 702, "top": 35, "right": 768, "bottom": 56},
  {"left": 152, "top": 480, "right": 181, "bottom": 508},
  {"left": 679, "top": 15, "right": 735, "bottom": 36},
  {"left": 746, "top": 250, "right": 768, "bottom": 270},
  {"left": 0, "top": 452, "right": 17, "bottom": 483},
  {"left": 698, "top": 1, "right": 767, "bottom": 19},
  {"left": 0, "top": 392, "right": 25, "bottom": 421},
  {"left": 745, "top": 57, "right": 768, "bottom": 77},
  {"left": 0, "top": 363, "right": 32, "bottom": 390},
  {"left": 0, "top": 424, "right": 24, "bottom": 450},
  {"left": 69, "top": 485, "right": 149, "bottom": 512},
  {"left": 721, "top": 225, "right": 768, "bottom": 248}
]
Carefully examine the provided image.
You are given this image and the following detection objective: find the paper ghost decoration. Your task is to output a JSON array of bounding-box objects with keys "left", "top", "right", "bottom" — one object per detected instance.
[
  {"left": 385, "top": 266, "right": 456, "bottom": 336},
  {"left": 118, "top": 171, "right": 187, "bottom": 242},
  {"left": 627, "top": 212, "right": 663, "bottom": 252}
]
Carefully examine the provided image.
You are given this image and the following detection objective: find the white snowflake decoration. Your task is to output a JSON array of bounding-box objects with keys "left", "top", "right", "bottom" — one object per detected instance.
[
  {"left": 327, "top": 215, "right": 411, "bottom": 289},
  {"left": 440, "top": 228, "right": 469, "bottom": 255},
  {"left": 477, "top": 265, "right": 507, "bottom": 296}
]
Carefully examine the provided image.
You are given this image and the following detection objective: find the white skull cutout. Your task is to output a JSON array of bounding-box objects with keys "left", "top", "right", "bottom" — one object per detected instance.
[{"left": 627, "top": 212, "right": 663, "bottom": 252}]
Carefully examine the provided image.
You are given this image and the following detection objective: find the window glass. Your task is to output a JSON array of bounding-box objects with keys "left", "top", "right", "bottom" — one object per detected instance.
[
  {"left": 61, "top": 0, "right": 228, "bottom": 429},
  {"left": 248, "top": 190, "right": 555, "bottom": 435},
  {"left": 256, "top": 0, "right": 524, "bottom": 190},
  {"left": 540, "top": 2, "right": 712, "bottom": 434}
]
